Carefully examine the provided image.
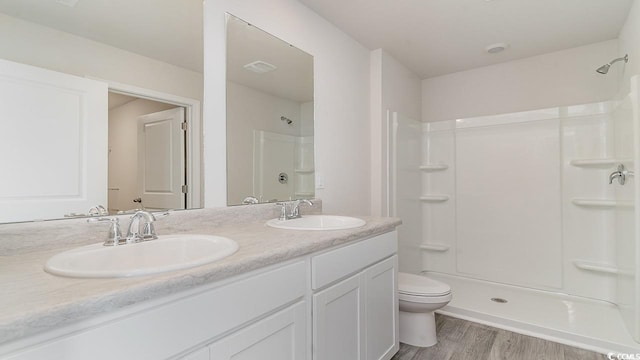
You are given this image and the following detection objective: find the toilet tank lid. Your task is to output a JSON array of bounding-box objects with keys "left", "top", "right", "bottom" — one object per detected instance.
[{"left": 398, "top": 272, "right": 451, "bottom": 296}]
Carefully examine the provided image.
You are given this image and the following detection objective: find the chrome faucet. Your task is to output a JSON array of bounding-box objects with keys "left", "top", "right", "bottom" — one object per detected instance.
[
  {"left": 290, "top": 199, "right": 313, "bottom": 219},
  {"left": 88, "top": 205, "right": 108, "bottom": 216},
  {"left": 89, "top": 210, "right": 168, "bottom": 246},
  {"left": 242, "top": 196, "right": 259, "bottom": 205},
  {"left": 276, "top": 199, "right": 314, "bottom": 220},
  {"left": 126, "top": 210, "right": 158, "bottom": 244}
]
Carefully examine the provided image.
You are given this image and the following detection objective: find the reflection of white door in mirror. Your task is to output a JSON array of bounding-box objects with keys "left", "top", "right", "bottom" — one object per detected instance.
[
  {"left": 136, "top": 108, "right": 186, "bottom": 211},
  {"left": 0, "top": 58, "right": 107, "bottom": 223}
]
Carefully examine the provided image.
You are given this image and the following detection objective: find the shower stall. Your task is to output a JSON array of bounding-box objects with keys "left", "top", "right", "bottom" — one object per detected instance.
[{"left": 388, "top": 75, "right": 640, "bottom": 353}]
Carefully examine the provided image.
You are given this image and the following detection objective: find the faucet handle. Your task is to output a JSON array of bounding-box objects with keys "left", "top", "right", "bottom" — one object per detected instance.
[
  {"left": 275, "top": 202, "right": 288, "bottom": 221},
  {"left": 87, "top": 217, "right": 123, "bottom": 246}
]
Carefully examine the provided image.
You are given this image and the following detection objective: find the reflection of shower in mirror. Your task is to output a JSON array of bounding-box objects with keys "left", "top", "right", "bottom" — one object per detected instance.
[{"left": 281, "top": 116, "right": 293, "bottom": 125}]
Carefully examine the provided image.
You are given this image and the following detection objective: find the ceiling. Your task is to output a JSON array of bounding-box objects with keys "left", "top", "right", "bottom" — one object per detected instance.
[
  {"left": 1, "top": 0, "right": 633, "bottom": 82},
  {"left": 0, "top": 1, "right": 312, "bottom": 102},
  {"left": 0, "top": 0, "right": 203, "bottom": 73},
  {"left": 298, "top": 0, "right": 634, "bottom": 78},
  {"left": 108, "top": 92, "right": 137, "bottom": 110}
]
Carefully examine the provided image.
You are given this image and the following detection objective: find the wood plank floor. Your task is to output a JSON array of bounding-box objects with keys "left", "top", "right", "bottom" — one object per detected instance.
[{"left": 391, "top": 314, "right": 607, "bottom": 360}]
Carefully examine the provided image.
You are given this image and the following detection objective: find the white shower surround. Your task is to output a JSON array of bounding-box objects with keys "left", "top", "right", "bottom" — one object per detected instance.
[
  {"left": 390, "top": 75, "right": 640, "bottom": 351},
  {"left": 420, "top": 101, "right": 621, "bottom": 300}
]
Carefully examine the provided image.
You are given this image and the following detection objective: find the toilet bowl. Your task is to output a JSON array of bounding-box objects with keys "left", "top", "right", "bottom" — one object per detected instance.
[{"left": 398, "top": 272, "right": 452, "bottom": 347}]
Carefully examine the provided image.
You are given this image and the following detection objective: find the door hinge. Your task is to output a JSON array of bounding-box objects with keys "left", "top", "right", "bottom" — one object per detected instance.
[
  {"left": 181, "top": 122, "right": 188, "bottom": 131},
  {"left": 181, "top": 184, "right": 188, "bottom": 193}
]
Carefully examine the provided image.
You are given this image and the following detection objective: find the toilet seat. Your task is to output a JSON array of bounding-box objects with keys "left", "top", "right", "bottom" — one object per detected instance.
[
  {"left": 398, "top": 272, "right": 451, "bottom": 297},
  {"left": 399, "top": 291, "right": 452, "bottom": 304}
]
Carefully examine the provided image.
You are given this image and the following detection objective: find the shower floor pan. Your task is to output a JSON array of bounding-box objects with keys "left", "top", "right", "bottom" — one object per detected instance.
[{"left": 426, "top": 271, "right": 640, "bottom": 354}]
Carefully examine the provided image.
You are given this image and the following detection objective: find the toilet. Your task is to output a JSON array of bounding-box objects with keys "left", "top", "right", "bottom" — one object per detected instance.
[{"left": 398, "top": 272, "right": 452, "bottom": 347}]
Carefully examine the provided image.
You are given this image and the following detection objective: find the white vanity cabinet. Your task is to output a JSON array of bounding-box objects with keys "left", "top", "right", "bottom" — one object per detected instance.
[
  {"left": 1, "top": 230, "right": 398, "bottom": 360},
  {"left": 311, "top": 231, "right": 398, "bottom": 360}
]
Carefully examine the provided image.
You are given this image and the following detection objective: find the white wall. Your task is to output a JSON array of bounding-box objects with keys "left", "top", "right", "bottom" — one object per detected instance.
[
  {"left": 422, "top": 40, "right": 619, "bottom": 122},
  {"left": 108, "top": 99, "right": 175, "bottom": 212},
  {"left": 370, "top": 49, "right": 422, "bottom": 217},
  {"left": 0, "top": 13, "right": 203, "bottom": 103},
  {"left": 369, "top": 50, "right": 422, "bottom": 273},
  {"left": 301, "top": 102, "right": 314, "bottom": 136},
  {"left": 226, "top": 81, "right": 306, "bottom": 204},
  {"left": 204, "top": 0, "right": 372, "bottom": 215},
  {"left": 619, "top": 0, "right": 640, "bottom": 96}
]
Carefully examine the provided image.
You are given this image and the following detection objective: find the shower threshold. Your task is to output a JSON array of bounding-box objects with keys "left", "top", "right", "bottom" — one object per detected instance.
[{"left": 426, "top": 271, "right": 640, "bottom": 354}]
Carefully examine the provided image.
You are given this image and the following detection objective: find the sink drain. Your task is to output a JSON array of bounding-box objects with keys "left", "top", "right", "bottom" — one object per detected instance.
[{"left": 490, "top": 297, "right": 508, "bottom": 303}]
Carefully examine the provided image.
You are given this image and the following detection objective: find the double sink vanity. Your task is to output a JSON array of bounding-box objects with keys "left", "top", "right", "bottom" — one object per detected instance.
[{"left": 0, "top": 201, "right": 400, "bottom": 360}]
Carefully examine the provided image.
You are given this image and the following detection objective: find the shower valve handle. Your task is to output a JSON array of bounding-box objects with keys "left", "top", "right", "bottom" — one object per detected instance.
[{"left": 609, "top": 164, "right": 634, "bottom": 185}]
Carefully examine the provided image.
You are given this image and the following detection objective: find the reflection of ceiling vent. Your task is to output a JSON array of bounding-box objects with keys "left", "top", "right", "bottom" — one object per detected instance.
[{"left": 243, "top": 61, "right": 277, "bottom": 74}]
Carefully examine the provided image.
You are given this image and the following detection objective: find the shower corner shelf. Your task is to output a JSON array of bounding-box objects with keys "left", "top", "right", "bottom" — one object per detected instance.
[
  {"left": 420, "top": 244, "right": 450, "bottom": 252},
  {"left": 569, "top": 158, "right": 633, "bottom": 168},
  {"left": 420, "top": 195, "right": 450, "bottom": 202},
  {"left": 419, "top": 164, "right": 449, "bottom": 172},
  {"left": 573, "top": 260, "right": 618, "bottom": 275},
  {"left": 571, "top": 198, "right": 634, "bottom": 209},
  {"left": 294, "top": 168, "right": 315, "bottom": 174}
]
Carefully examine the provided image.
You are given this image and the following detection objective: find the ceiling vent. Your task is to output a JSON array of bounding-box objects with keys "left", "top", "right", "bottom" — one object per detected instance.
[
  {"left": 243, "top": 61, "right": 277, "bottom": 74},
  {"left": 485, "top": 43, "right": 509, "bottom": 54}
]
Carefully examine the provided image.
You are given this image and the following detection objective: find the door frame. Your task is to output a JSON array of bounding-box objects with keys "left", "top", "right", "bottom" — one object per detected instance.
[{"left": 91, "top": 77, "right": 202, "bottom": 209}]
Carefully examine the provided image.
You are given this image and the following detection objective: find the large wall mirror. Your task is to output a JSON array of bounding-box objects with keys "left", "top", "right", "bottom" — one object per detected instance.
[
  {"left": 0, "top": 0, "right": 203, "bottom": 223},
  {"left": 226, "top": 14, "right": 314, "bottom": 206}
]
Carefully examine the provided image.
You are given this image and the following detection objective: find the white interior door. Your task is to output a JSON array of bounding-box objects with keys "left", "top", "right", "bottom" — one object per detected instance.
[
  {"left": 0, "top": 58, "right": 107, "bottom": 222},
  {"left": 136, "top": 107, "right": 185, "bottom": 210}
]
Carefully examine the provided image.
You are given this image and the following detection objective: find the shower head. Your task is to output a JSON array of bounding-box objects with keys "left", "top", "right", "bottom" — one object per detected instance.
[
  {"left": 280, "top": 116, "right": 292, "bottom": 125},
  {"left": 596, "top": 54, "right": 628, "bottom": 74}
]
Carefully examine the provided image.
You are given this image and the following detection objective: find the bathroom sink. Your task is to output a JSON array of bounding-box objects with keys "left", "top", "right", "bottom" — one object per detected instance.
[
  {"left": 266, "top": 215, "right": 366, "bottom": 231},
  {"left": 44, "top": 234, "right": 239, "bottom": 278}
]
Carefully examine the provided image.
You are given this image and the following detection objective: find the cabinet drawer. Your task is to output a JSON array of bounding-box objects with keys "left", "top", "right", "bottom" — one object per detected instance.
[{"left": 311, "top": 231, "right": 397, "bottom": 290}]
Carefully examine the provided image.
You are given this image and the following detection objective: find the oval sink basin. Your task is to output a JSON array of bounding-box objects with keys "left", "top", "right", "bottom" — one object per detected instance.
[
  {"left": 266, "top": 215, "right": 366, "bottom": 231},
  {"left": 44, "top": 234, "right": 239, "bottom": 278}
]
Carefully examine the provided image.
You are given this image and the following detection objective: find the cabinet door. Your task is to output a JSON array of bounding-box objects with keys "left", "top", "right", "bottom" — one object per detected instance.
[
  {"left": 364, "top": 256, "right": 398, "bottom": 360},
  {"left": 313, "top": 273, "right": 365, "bottom": 360},
  {"left": 209, "top": 301, "right": 307, "bottom": 360}
]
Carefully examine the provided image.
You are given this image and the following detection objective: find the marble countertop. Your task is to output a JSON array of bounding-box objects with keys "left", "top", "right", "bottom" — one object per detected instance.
[{"left": 0, "top": 208, "right": 400, "bottom": 345}]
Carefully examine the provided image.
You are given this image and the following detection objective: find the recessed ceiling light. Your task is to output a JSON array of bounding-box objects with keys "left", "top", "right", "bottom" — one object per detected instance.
[
  {"left": 485, "top": 43, "right": 509, "bottom": 54},
  {"left": 243, "top": 60, "right": 277, "bottom": 74}
]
